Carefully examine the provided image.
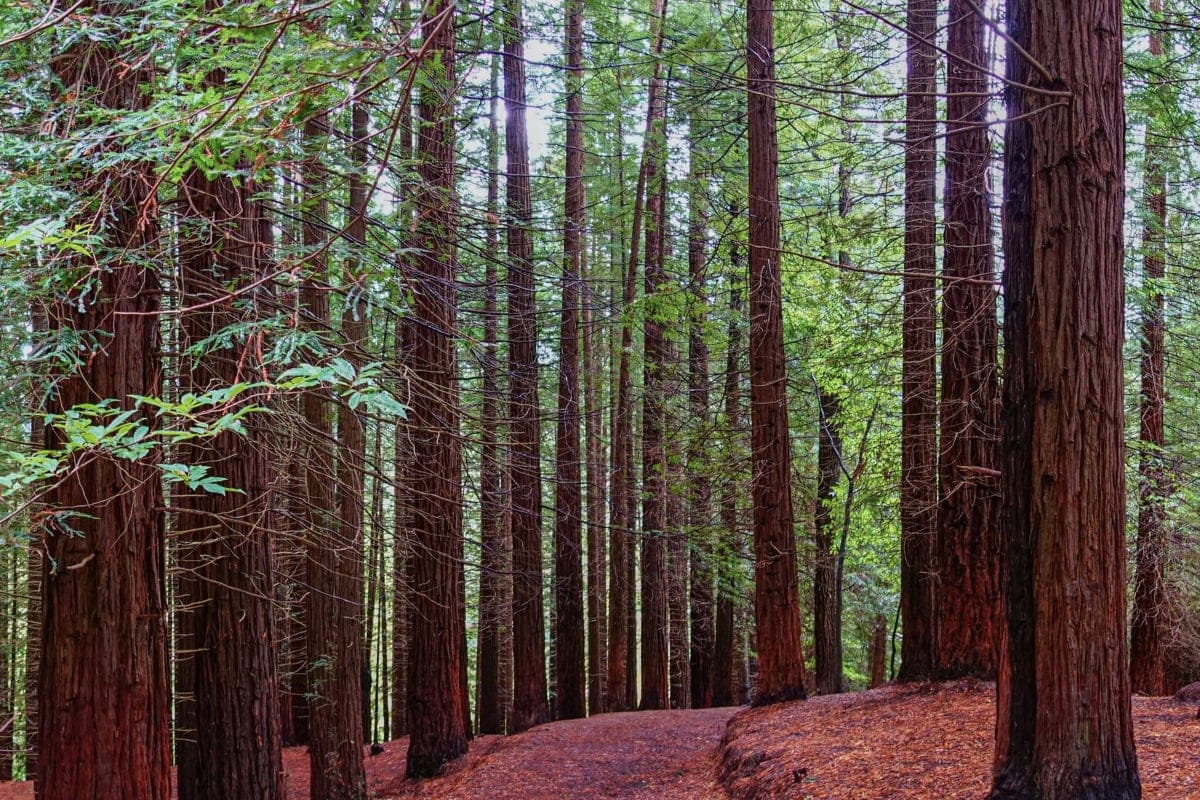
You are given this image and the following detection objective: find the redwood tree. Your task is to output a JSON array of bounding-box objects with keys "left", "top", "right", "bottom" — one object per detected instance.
[
  {"left": 405, "top": 0, "right": 469, "bottom": 776},
  {"left": 897, "top": 0, "right": 938, "bottom": 683},
  {"left": 639, "top": 0, "right": 670, "bottom": 710},
  {"left": 38, "top": 5, "right": 170, "bottom": 797},
  {"left": 746, "top": 0, "right": 806, "bottom": 705},
  {"left": 1130, "top": 0, "right": 1177, "bottom": 698},
  {"left": 552, "top": 0, "right": 587, "bottom": 720},
  {"left": 504, "top": 0, "right": 550, "bottom": 733},
  {"left": 990, "top": 0, "right": 1141, "bottom": 791},
  {"left": 935, "top": 0, "right": 1000, "bottom": 681},
  {"left": 174, "top": 140, "right": 284, "bottom": 800}
]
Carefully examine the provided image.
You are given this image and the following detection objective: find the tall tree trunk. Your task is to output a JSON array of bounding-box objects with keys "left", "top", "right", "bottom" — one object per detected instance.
[
  {"left": 868, "top": 614, "right": 888, "bottom": 689},
  {"left": 990, "top": 0, "right": 1140, "bottom": 791},
  {"left": 584, "top": 230, "right": 608, "bottom": 716},
  {"left": 813, "top": 392, "right": 843, "bottom": 694},
  {"left": 897, "top": 0, "right": 938, "bottom": 684},
  {"left": 390, "top": 3, "right": 415, "bottom": 737},
  {"left": 405, "top": 0, "right": 469, "bottom": 776},
  {"left": 1130, "top": 0, "right": 1176, "bottom": 698},
  {"left": 711, "top": 234, "right": 744, "bottom": 710},
  {"left": 935, "top": 0, "right": 1001, "bottom": 682},
  {"left": 686, "top": 148, "right": 715, "bottom": 710},
  {"left": 553, "top": 0, "right": 587, "bottom": 720},
  {"left": 504, "top": 0, "right": 551, "bottom": 734},
  {"left": 175, "top": 161, "right": 284, "bottom": 800},
  {"left": 39, "top": 7, "right": 170, "bottom": 795},
  {"left": 306, "top": 43, "right": 370, "bottom": 798},
  {"left": 746, "top": 0, "right": 806, "bottom": 706},
  {"left": 476, "top": 49, "right": 506, "bottom": 735},
  {"left": 639, "top": 4, "right": 670, "bottom": 709},
  {"left": 606, "top": 63, "right": 646, "bottom": 715}
]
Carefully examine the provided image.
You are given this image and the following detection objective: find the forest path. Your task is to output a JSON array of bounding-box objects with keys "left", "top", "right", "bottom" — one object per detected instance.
[{"left": 399, "top": 706, "right": 738, "bottom": 800}]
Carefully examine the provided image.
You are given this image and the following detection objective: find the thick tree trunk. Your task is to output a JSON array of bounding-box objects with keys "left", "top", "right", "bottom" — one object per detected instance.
[
  {"left": 504, "top": 0, "right": 551, "bottom": 734},
  {"left": 897, "top": 0, "right": 938, "bottom": 684},
  {"left": 476, "top": 50, "right": 506, "bottom": 735},
  {"left": 813, "top": 392, "right": 843, "bottom": 695},
  {"left": 990, "top": 0, "right": 1141, "bottom": 792},
  {"left": 746, "top": 0, "right": 806, "bottom": 706},
  {"left": 39, "top": 8, "right": 170, "bottom": 796},
  {"left": 175, "top": 150, "right": 284, "bottom": 800},
  {"left": 305, "top": 65, "right": 370, "bottom": 799},
  {"left": 935, "top": 0, "right": 1001, "bottom": 683},
  {"left": 553, "top": 0, "right": 587, "bottom": 720},
  {"left": 405, "top": 0, "right": 469, "bottom": 776},
  {"left": 1130, "top": 0, "right": 1177, "bottom": 698}
]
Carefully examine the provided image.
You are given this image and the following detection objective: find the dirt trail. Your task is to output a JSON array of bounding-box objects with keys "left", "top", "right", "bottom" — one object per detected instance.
[
  {"left": 0, "top": 707, "right": 739, "bottom": 800},
  {"left": 407, "top": 707, "right": 737, "bottom": 800}
]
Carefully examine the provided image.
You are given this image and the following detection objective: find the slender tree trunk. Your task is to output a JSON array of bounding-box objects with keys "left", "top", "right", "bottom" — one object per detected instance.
[
  {"left": 504, "top": 0, "right": 551, "bottom": 733},
  {"left": 39, "top": 8, "right": 170, "bottom": 795},
  {"left": 639, "top": 4, "right": 670, "bottom": 709},
  {"left": 553, "top": 0, "right": 587, "bottom": 720},
  {"left": 1130, "top": 0, "right": 1176, "bottom": 698},
  {"left": 746, "top": 0, "right": 806, "bottom": 706},
  {"left": 607, "top": 64, "right": 647, "bottom": 716},
  {"left": 476, "top": 49, "right": 506, "bottom": 735},
  {"left": 686, "top": 148, "right": 715, "bottom": 710},
  {"left": 712, "top": 237, "right": 744, "bottom": 710},
  {"left": 813, "top": 392, "right": 843, "bottom": 694},
  {"left": 584, "top": 235, "right": 608, "bottom": 716},
  {"left": 667, "top": 424, "right": 691, "bottom": 709},
  {"left": 869, "top": 614, "right": 888, "bottom": 689},
  {"left": 405, "top": 0, "right": 469, "bottom": 776},
  {"left": 935, "top": 0, "right": 1001, "bottom": 682},
  {"left": 897, "top": 0, "right": 939, "bottom": 684},
  {"left": 990, "top": 0, "right": 1140, "bottom": 790}
]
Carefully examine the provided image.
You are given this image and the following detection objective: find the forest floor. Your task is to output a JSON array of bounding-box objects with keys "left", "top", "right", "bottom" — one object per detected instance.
[{"left": 2, "top": 683, "right": 1197, "bottom": 798}]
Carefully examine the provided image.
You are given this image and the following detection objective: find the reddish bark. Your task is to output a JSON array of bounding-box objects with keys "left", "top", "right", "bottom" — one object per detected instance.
[
  {"left": 639, "top": 12, "right": 670, "bottom": 709},
  {"left": 746, "top": 0, "right": 806, "bottom": 706},
  {"left": 897, "top": 0, "right": 938, "bottom": 684},
  {"left": 476, "top": 51, "right": 506, "bottom": 735},
  {"left": 405, "top": 0, "right": 469, "bottom": 776},
  {"left": 39, "top": 8, "right": 170, "bottom": 797},
  {"left": 813, "top": 392, "right": 843, "bottom": 695},
  {"left": 991, "top": 0, "right": 1141, "bottom": 791},
  {"left": 1130, "top": 0, "right": 1178, "bottom": 698},
  {"left": 935, "top": 0, "right": 1000, "bottom": 682},
  {"left": 686, "top": 151, "right": 715, "bottom": 711},
  {"left": 504, "top": 0, "right": 550, "bottom": 734},
  {"left": 553, "top": 0, "right": 587, "bottom": 721},
  {"left": 584, "top": 242, "right": 608, "bottom": 717}
]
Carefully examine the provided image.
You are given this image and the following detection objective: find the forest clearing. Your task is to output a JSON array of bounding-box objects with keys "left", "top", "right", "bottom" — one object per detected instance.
[{"left": 0, "top": 0, "right": 1195, "bottom": 792}]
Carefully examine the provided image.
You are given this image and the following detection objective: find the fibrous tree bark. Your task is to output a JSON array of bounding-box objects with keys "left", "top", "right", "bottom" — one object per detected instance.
[
  {"left": 746, "top": 0, "right": 806, "bottom": 706},
  {"left": 686, "top": 143, "right": 715, "bottom": 711},
  {"left": 552, "top": 0, "right": 587, "bottom": 720},
  {"left": 813, "top": 391, "right": 843, "bottom": 695},
  {"left": 897, "top": 0, "right": 938, "bottom": 683},
  {"left": 504, "top": 0, "right": 550, "bottom": 733},
  {"left": 175, "top": 157, "right": 284, "bottom": 800},
  {"left": 711, "top": 232, "right": 744, "bottom": 710},
  {"left": 405, "top": 0, "right": 469, "bottom": 776},
  {"left": 476, "top": 49, "right": 507, "bottom": 735},
  {"left": 39, "top": 6, "right": 170, "bottom": 796},
  {"left": 1130, "top": 0, "right": 1178, "bottom": 698},
  {"left": 639, "top": 6, "right": 670, "bottom": 709},
  {"left": 990, "top": 0, "right": 1141, "bottom": 791},
  {"left": 935, "top": 0, "right": 1000, "bottom": 681},
  {"left": 305, "top": 36, "right": 370, "bottom": 796}
]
